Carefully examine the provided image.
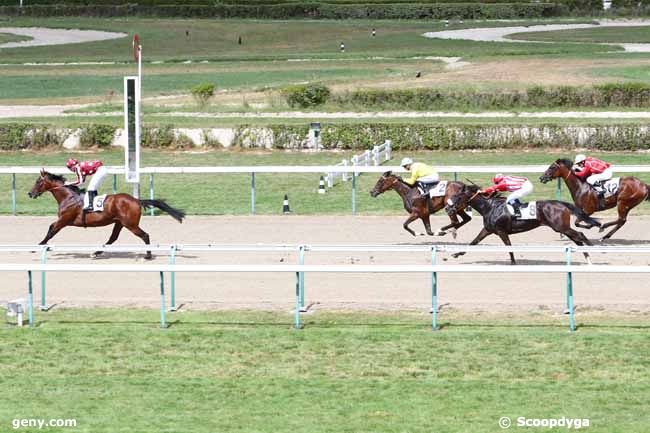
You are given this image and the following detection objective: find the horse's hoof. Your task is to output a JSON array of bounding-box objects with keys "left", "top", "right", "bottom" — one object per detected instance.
[
  {"left": 90, "top": 251, "right": 102, "bottom": 259},
  {"left": 434, "top": 230, "right": 446, "bottom": 236},
  {"left": 450, "top": 229, "right": 458, "bottom": 239},
  {"left": 451, "top": 253, "right": 463, "bottom": 259},
  {"left": 144, "top": 254, "right": 153, "bottom": 261}
]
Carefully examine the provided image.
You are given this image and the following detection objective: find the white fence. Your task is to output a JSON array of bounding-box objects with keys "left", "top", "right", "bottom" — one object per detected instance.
[
  {"left": 2, "top": 243, "right": 650, "bottom": 331},
  {"left": 4, "top": 163, "right": 650, "bottom": 215},
  {"left": 325, "top": 139, "right": 392, "bottom": 188}
]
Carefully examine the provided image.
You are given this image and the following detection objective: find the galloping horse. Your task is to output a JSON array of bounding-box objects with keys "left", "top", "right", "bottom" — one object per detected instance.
[
  {"left": 370, "top": 171, "right": 471, "bottom": 237},
  {"left": 540, "top": 159, "right": 650, "bottom": 240},
  {"left": 28, "top": 170, "right": 185, "bottom": 259},
  {"left": 445, "top": 184, "right": 600, "bottom": 264}
]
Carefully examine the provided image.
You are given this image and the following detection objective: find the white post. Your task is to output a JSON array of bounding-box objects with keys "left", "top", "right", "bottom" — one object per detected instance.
[
  {"left": 385, "top": 140, "right": 391, "bottom": 161},
  {"left": 134, "top": 44, "right": 142, "bottom": 199},
  {"left": 372, "top": 146, "right": 380, "bottom": 166},
  {"left": 342, "top": 159, "right": 348, "bottom": 182}
]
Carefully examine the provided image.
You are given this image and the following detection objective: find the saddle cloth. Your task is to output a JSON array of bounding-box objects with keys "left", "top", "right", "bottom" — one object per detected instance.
[
  {"left": 83, "top": 194, "right": 107, "bottom": 212},
  {"left": 596, "top": 178, "right": 620, "bottom": 196},
  {"left": 506, "top": 201, "right": 537, "bottom": 220},
  {"left": 417, "top": 181, "right": 448, "bottom": 197}
]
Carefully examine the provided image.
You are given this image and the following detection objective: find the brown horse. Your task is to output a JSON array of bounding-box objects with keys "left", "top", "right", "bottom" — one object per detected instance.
[
  {"left": 28, "top": 170, "right": 185, "bottom": 259},
  {"left": 370, "top": 171, "right": 471, "bottom": 237},
  {"left": 445, "top": 184, "right": 600, "bottom": 264},
  {"left": 540, "top": 159, "right": 650, "bottom": 240}
]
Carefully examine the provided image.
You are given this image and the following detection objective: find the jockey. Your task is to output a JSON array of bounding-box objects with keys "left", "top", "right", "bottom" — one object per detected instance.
[
  {"left": 400, "top": 157, "right": 439, "bottom": 199},
  {"left": 65, "top": 158, "right": 107, "bottom": 211},
  {"left": 573, "top": 154, "right": 613, "bottom": 195},
  {"left": 481, "top": 174, "right": 533, "bottom": 218}
]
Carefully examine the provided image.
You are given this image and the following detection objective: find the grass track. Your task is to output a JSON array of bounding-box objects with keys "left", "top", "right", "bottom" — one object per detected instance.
[
  {"left": 2, "top": 149, "right": 650, "bottom": 215},
  {"left": 509, "top": 26, "right": 650, "bottom": 44},
  {"left": 1, "top": 309, "right": 650, "bottom": 433}
]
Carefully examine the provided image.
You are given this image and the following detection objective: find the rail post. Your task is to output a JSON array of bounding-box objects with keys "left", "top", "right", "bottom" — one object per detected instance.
[
  {"left": 159, "top": 271, "right": 167, "bottom": 328},
  {"left": 565, "top": 247, "right": 575, "bottom": 332},
  {"left": 294, "top": 271, "right": 302, "bottom": 329},
  {"left": 556, "top": 178, "right": 562, "bottom": 201},
  {"left": 352, "top": 172, "right": 357, "bottom": 215},
  {"left": 112, "top": 174, "right": 117, "bottom": 194},
  {"left": 28, "top": 270, "right": 33, "bottom": 328},
  {"left": 40, "top": 246, "right": 49, "bottom": 311},
  {"left": 149, "top": 174, "right": 155, "bottom": 216},
  {"left": 12, "top": 173, "right": 17, "bottom": 215},
  {"left": 453, "top": 172, "right": 458, "bottom": 182},
  {"left": 299, "top": 245, "right": 306, "bottom": 310},
  {"left": 169, "top": 245, "right": 177, "bottom": 311},
  {"left": 251, "top": 172, "right": 255, "bottom": 215},
  {"left": 431, "top": 246, "right": 438, "bottom": 331}
]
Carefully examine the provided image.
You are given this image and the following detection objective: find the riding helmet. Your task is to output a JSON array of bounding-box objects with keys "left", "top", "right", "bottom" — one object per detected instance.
[{"left": 66, "top": 158, "right": 78, "bottom": 169}]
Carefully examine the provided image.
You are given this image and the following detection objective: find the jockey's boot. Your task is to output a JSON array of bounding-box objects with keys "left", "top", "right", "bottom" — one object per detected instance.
[
  {"left": 84, "top": 190, "right": 97, "bottom": 211},
  {"left": 511, "top": 199, "right": 522, "bottom": 218}
]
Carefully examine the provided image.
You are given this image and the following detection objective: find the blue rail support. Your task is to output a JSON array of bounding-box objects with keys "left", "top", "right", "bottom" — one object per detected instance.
[
  {"left": 149, "top": 174, "right": 155, "bottom": 216},
  {"left": 565, "top": 247, "right": 575, "bottom": 332},
  {"left": 40, "top": 246, "right": 49, "bottom": 311},
  {"left": 299, "top": 245, "right": 305, "bottom": 310},
  {"left": 28, "top": 270, "right": 34, "bottom": 328},
  {"left": 12, "top": 173, "right": 17, "bottom": 215},
  {"left": 294, "top": 272, "right": 302, "bottom": 329},
  {"left": 431, "top": 246, "right": 438, "bottom": 331},
  {"left": 351, "top": 173, "right": 357, "bottom": 215},
  {"left": 159, "top": 271, "right": 167, "bottom": 329},
  {"left": 112, "top": 174, "right": 117, "bottom": 194},
  {"left": 169, "top": 245, "right": 177, "bottom": 311},
  {"left": 251, "top": 172, "right": 256, "bottom": 215}
]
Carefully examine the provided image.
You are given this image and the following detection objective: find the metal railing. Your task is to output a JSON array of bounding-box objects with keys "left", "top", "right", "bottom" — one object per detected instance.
[
  {"left": 2, "top": 243, "right": 649, "bottom": 331},
  {"left": 5, "top": 164, "right": 650, "bottom": 215}
]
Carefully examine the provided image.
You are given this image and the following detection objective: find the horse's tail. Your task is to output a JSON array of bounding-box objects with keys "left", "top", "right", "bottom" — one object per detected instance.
[
  {"left": 645, "top": 183, "right": 650, "bottom": 201},
  {"left": 564, "top": 202, "right": 601, "bottom": 228},
  {"left": 139, "top": 199, "right": 185, "bottom": 223}
]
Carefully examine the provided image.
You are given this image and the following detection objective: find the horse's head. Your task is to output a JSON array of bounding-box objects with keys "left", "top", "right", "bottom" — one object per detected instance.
[
  {"left": 28, "top": 169, "right": 63, "bottom": 198},
  {"left": 445, "top": 184, "right": 480, "bottom": 215},
  {"left": 540, "top": 158, "right": 572, "bottom": 184},
  {"left": 370, "top": 171, "right": 400, "bottom": 197}
]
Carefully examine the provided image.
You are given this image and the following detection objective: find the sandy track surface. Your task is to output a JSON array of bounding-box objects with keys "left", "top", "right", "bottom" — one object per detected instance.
[
  {"left": 424, "top": 20, "right": 650, "bottom": 52},
  {"left": 0, "top": 27, "right": 126, "bottom": 49},
  {"left": 1, "top": 215, "right": 649, "bottom": 313}
]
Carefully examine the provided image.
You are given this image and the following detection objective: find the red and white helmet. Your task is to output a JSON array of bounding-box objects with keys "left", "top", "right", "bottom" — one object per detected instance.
[
  {"left": 66, "top": 158, "right": 78, "bottom": 170},
  {"left": 493, "top": 173, "right": 504, "bottom": 184}
]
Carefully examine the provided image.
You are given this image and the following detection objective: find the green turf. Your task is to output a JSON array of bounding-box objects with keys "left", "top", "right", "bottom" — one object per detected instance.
[
  {"left": 591, "top": 65, "right": 650, "bottom": 82},
  {"left": 1, "top": 309, "right": 650, "bottom": 433},
  {"left": 509, "top": 25, "right": 650, "bottom": 44},
  {"left": 0, "top": 17, "right": 609, "bottom": 65},
  {"left": 0, "top": 31, "right": 31, "bottom": 44},
  {"left": 2, "top": 149, "right": 650, "bottom": 215}
]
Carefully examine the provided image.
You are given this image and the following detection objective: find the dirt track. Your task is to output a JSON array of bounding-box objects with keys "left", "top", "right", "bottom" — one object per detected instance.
[{"left": 1, "top": 215, "right": 649, "bottom": 313}]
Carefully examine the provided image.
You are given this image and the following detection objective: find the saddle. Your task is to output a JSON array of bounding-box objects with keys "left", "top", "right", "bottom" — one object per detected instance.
[{"left": 416, "top": 180, "right": 439, "bottom": 196}]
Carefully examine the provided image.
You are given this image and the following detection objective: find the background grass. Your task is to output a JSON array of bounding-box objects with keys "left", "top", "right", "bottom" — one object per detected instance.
[
  {"left": 3, "top": 149, "right": 650, "bottom": 215},
  {"left": 1, "top": 309, "right": 649, "bottom": 433},
  {"left": 0, "top": 31, "right": 31, "bottom": 44},
  {"left": 508, "top": 25, "right": 650, "bottom": 43}
]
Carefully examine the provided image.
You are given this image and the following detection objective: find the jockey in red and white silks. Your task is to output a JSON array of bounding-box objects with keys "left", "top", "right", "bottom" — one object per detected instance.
[
  {"left": 573, "top": 154, "right": 613, "bottom": 187},
  {"left": 65, "top": 159, "right": 107, "bottom": 211},
  {"left": 482, "top": 174, "right": 533, "bottom": 217}
]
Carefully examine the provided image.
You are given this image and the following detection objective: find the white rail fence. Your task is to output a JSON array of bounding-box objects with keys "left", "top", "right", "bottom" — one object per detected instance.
[
  {"left": 3, "top": 164, "right": 650, "bottom": 215},
  {"left": 2, "top": 243, "right": 649, "bottom": 331},
  {"left": 325, "top": 139, "right": 392, "bottom": 188}
]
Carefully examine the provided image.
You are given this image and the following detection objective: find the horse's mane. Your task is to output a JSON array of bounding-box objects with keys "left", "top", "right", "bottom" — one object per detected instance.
[
  {"left": 556, "top": 158, "right": 573, "bottom": 168},
  {"left": 43, "top": 172, "right": 84, "bottom": 194}
]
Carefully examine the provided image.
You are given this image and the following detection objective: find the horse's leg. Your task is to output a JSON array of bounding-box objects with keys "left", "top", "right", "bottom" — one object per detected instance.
[
  {"left": 562, "top": 228, "right": 593, "bottom": 264},
  {"left": 403, "top": 213, "right": 419, "bottom": 236},
  {"left": 93, "top": 222, "right": 123, "bottom": 258},
  {"left": 38, "top": 220, "right": 66, "bottom": 245},
  {"left": 600, "top": 203, "right": 632, "bottom": 240},
  {"left": 126, "top": 225, "right": 152, "bottom": 260},
  {"left": 451, "top": 228, "right": 491, "bottom": 259},
  {"left": 439, "top": 210, "right": 472, "bottom": 238},
  {"left": 496, "top": 233, "right": 516, "bottom": 265},
  {"left": 421, "top": 213, "right": 435, "bottom": 236}
]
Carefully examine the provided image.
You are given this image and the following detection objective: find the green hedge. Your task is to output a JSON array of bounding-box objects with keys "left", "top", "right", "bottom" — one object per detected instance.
[
  {"left": 0, "top": 2, "right": 562, "bottom": 18},
  {"left": 333, "top": 83, "right": 650, "bottom": 111},
  {"left": 3, "top": 122, "right": 650, "bottom": 151}
]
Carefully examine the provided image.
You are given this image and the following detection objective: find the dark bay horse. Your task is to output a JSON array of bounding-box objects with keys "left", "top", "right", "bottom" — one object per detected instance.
[
  {"left": 445, "top": 184, "right": 600, "bottom": 264},
  {"left": 370, "top": 171, "right": 471, "bottom": 237},
  {"left": 28, "top": 170, "right": 185, "bottom": 260},
  {"left": 540, "top": 158, "right": 650, "bottom": 240}
]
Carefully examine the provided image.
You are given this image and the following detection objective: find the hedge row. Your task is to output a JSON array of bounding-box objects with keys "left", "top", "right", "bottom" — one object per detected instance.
[
  {"left": 3, "top": 123, "right": 650, "bottom": 152},
  {"left": 0, "top": 3, "right": 565, "bottom": 19},
  {"left": 333, "top": 83, "right": 650, "bottom": 110},
  {"left": 0, "top": 0, "right": 594, "bottom": 5}
]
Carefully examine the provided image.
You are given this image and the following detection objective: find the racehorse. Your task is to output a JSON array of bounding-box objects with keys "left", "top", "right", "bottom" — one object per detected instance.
[
  {"left": 28, "top": 170, "right": 185, "bottom": 260},
  {"left": 370, "top": 171, "right": 471, "bottom": 237},
  {"left": 445, "top": 184, "right": 601, "bottom": 264},
  {"left": 540, "top": 158, "right": 650, "bottom": 240}
]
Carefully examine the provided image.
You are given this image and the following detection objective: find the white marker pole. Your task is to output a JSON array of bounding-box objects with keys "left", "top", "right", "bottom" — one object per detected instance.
[{"left": 134, "top": 43, "right": 142, "bottom": 199}]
